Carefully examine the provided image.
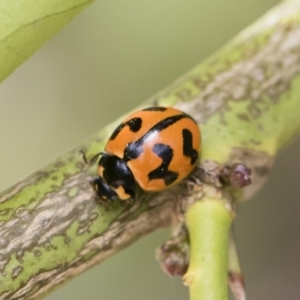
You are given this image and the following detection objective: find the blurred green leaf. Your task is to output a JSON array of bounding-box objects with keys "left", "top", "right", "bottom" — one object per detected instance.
[{"left": 0, "top": 0, "right": 93, "bottom": 83}]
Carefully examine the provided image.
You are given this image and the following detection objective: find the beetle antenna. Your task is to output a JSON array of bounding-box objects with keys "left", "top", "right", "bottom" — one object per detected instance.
[{"left": 80, "top": 150, "right": 103, "bottom": 166}]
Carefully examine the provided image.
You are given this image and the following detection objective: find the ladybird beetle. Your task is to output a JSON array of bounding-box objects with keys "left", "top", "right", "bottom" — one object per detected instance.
[{"left": 86, "top": 107, "right": 201, "bottom": 202}]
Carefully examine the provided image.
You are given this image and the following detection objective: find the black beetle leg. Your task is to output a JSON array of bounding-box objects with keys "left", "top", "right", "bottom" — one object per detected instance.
[{"left": 80, "top": 150, "right": 103, "bottom": 166}]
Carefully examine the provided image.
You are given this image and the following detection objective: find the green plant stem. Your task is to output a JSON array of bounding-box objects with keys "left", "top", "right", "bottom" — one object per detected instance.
[
  {"left": 228, "top": 234, "right": 245, "bottom": 300},
  {"left": 184, "top": 198, "right": 232, "bottom": 300}
]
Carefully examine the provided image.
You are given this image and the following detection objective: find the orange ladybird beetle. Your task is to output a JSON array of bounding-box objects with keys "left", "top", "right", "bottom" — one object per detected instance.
[{"left": 88, "top": 107, "right": 201, "bottom": 202}]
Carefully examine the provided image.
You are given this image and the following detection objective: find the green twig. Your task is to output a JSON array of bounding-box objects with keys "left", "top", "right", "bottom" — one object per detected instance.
[
  {"left": 183, "top": 198, "right": 233, "bottom": 300},
  {"left": 228, "top": 234, "right": 246, "bottom": 300}
]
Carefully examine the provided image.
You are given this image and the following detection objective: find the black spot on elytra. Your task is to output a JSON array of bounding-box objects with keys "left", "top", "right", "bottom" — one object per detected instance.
[
  {"left": 182, "top": 129, "right": 198, "bottom": 164},
  {"left": 128, "top": 118, "right": 142, "bottom": 132},
  {"left": 123, "top": 141, "right": 143, "bottom": 161},
  {"left": 110, "top": 117, "right": 142, "bottom": 140},
  {"left": 142, "top": 107, "right": 167, "bottom": 111},
  {"left": 148, "top": 143, "right": 178, "bottom": 186},
  {"left": 123, "top": 114, "right": 188, "bottom": 162}
]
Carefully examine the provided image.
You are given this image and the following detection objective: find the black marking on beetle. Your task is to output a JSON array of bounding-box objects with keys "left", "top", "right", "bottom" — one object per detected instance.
[
  {"left": 123, "top": 141, "right": 143, "bottom": 162},
  {"left": 182, "top": 129, "right": 198, "bottom": 165},
  {"left": 148, "top": 143, "right": 178, "bottom": 185},
  {"left": 123, "top": 113, "right": 193, "bottom": 162},
  {"left": 142, "top": 107, "right": 167, "bottom": 111},
  {"left": 110, "top": 117, "right": 142, "bottom": 140}
]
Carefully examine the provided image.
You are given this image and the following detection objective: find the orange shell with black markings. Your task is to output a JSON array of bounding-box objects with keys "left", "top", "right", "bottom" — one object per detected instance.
[{"left": 104, "top": 106, "right": 201, "bottom": 192}]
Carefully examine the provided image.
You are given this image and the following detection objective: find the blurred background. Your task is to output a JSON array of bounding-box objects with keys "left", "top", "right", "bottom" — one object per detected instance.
[{"left": 1, "top": 0, "right": 300, "bottom": 299}]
